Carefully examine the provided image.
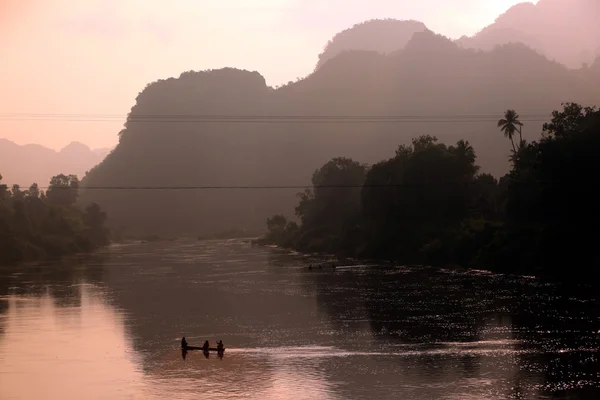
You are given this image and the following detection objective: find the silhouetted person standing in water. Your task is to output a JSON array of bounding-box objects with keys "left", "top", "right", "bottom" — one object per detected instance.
[
  {"left": 181, "top": 337, "right": 188, "bottom": 349},
  {"left": 217, "top": 340, "right": 224, "bottom": 352},
  {"left": 202, "top": 340, "right": 210, "bottom": 351}
]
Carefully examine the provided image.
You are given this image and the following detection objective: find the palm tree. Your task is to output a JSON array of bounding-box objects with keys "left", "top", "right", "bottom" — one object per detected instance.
[{"left": 497, "top": 109, "right": 523, "bottom": 153}]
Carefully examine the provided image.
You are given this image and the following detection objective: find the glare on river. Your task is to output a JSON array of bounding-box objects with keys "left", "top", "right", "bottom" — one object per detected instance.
[{"left": 0, "top": 239, "right": 599, "bottom": 400}]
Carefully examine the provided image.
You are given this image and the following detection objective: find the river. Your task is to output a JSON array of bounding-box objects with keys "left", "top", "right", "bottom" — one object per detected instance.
[{"left": 0, "top": 239, "right": 599, "bottom": 399}]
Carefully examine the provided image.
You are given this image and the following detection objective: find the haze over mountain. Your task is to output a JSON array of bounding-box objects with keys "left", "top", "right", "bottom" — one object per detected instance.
[
  {"left": 0, "top": 139, "right": 111, "bottom": 187},
  {"left": 315, "top": 19, "right": 428, "bottom": 71},
  {"left": 457, "top": 0, "right": 600, "bottom": 68},
  {"left": 80, "top": 28, "right": 600, "bottom": 235},
  {"left": 3, "top": 0, "right": 596, "bottom": 150},
  {"left": 313, "top": 1, "right": 600, "bottom": 71}
]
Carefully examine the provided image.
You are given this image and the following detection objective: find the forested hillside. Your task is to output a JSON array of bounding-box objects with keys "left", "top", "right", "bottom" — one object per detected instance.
[
  {"left": 0, "top": 174, "right": 109, "bottom": 265},
  {"left": 80, "top": 30, "right": 600, "bottom": 235},
  {"left": 262, "top": 103, "right": 600, "bottom": 279}
]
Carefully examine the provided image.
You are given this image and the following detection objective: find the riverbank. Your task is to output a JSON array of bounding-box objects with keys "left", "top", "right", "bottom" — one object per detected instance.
[
  {"left": 0, "top": 174, "right": 110, "bottom": 267},
  {"left": 259, "top": 104, "right": 600, "bottom": 281},
  {"left": 111, "top": 229, "right": 262, "bottom": 245}
]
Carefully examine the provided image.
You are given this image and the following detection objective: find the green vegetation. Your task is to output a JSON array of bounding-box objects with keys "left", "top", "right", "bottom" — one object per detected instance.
[
  {"left": 262, "top": 103, "right": 600, "bottom": 279},
  {"left": 0, "top": 174, "right": 109, "bottom": 266}
]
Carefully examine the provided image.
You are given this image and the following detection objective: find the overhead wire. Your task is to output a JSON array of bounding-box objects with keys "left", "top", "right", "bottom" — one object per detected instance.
[
  {"left": 0, "top": 112, "right": 552, "bottom": 123},
  {"left": 1, "top": 112, "right": 552, "bottom": 189}
]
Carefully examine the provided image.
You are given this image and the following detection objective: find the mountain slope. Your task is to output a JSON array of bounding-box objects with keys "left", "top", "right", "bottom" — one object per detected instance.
[
  {"left": 0, "top": 139, "right": 111, "bottom": 187},
  {"left": 80, "top": 31, "right": 600, "bottom": 235},
  {"left": 316, "top": 19, "right": 428, "bottom": 70},
  {"left": 458, "top": 0, "right": 600, "bottom": 68}
]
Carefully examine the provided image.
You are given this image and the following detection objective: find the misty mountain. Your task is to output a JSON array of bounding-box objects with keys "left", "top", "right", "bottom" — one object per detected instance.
[
  {"left": 80, "top": 29, "right": 600, "bottom": 236},
  {"left": 0, "top": 139, "right": 111, "bottom": 187},
  {"left": 317, "top": 1, "right": 600, "bottom": 70},
  {"left": 315, "top": 19, "right": 428, "bottom": 71},
  {"left": 457, "top": 0, "right": 600, "bottom": 68}
]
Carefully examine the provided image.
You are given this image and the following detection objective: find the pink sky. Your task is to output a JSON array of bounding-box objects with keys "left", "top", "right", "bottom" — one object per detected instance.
[{"left": 0, "top": 0, "right": 536, "bottom": 150}]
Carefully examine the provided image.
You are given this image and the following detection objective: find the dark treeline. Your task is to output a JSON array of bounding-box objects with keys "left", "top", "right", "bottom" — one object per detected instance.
[
  {"left": 80, "top": 26, "right": 600, "bottom": 236},
  {"left": 261, "top": 103, "right": 600, "bottom": 279},
  {"left": 0, "top": 174, "right": 110, "bottom": 266}
]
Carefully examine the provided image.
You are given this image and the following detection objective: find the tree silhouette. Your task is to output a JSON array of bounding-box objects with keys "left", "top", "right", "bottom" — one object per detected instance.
[
  {"left": 497, "top": 109, "right": 523, "bottom": 153},
  {"left": 46, "top": 174, "right": 79, "bottom": 207},
  {"left": 0, "top": 173, "right": 110, "bottom": 265},
  {"left": 0, "top": 174, "right": 6, "bottom": 201},
  {"left": 81, "top": 37, "right": 599, "bottom": 236}
]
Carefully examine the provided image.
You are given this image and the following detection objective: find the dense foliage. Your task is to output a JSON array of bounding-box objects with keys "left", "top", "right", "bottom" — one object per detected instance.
[
  {"left": 0, "top": 174, "right": 109, "bottom": 266},
  {"left": 262, "top": 104, "right": 600, "bottom": 279},
  {"left": 80, "top": 31, "right": 600, "bottom": 236}
]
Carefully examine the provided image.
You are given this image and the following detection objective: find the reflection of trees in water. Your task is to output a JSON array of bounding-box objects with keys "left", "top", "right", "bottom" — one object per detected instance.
[
  {"left": 302, "top": 266, "right": 505, "bottom": 342},
  {"left": 0, "top": 273, "right": 8, "bottom": 336},
  {"left": 507, "top": 281, "right": 600, "bottom": 399},
  {"left": 0, "top": 253, "right": 108, "bottom": 337},
  {"left": 101, "top": 242, "right": 313, "bottom": 379},
  {"left": 300, "top": 260, "right": 600, "bottom": 399},
  {"left": 5, "top": 243, "right": 596, "bottom": 398},
  {"left": 94, "top": 244, "right": 600, "bottom": 399}
]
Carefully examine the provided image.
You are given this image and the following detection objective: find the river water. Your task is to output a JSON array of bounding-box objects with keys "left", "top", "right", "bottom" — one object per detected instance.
[{"left": 0, "top": 239, "right": 599, "bottom": 399}]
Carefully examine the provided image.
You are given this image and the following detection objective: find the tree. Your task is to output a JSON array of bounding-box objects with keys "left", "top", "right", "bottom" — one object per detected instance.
[
  {"left": 497, "top": 109, "right": 523, "bottom": 153},
  {"left": 471, "top": 173, "right": 500, "bottom": 220},
  {"left": 27, "top": 183, "right": 40, "bottom": 198},
  {"left": 83, "top": 202, "right": 109, "bottom": 246},
  {"left": 361, "top": 135, "right": 481, "bottom": 260},
  {"left": 495, "top": 103, "right": 600, "bottom": 277},
  {"left": 263, "top": 157, "right": 368, "bottom": 253},
  {"left": 46, "top": 174, "right": 79, "bottom": 206},
  {"left": 266, "top": 214, "right": 287, "bottom": 237},
  {"left": 542, "top": 102, "right": 597, "bottom": 138},
  {"left": 11, "top": 184, "right": 23, "bottom": 200},
  {"left": 0, "top": 174, "right": 7, "bottom": 201},
  {"left": 0, "top": 174, "right": 110, "bottom": 266},
  {"left": 294, "top": 157, "right": 367, "bottom": 252},
  {"left": 263, "top": 214, "right": 298, "bottom": 247},
  {"left": 297, "top": 157, "right": 367, "bottom": 228}
]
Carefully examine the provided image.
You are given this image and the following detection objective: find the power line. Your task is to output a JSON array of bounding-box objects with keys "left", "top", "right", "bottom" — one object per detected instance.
[
  {"left": 5, "top": 182, "right": 584, "bottom": 190},
  {"left": 0, "top": 113, "right": 553, "bottom": 118},
  {"left": 0, "top": 113, "right": 552, "bottom": 123},
  {"left": 8, "top": 185, "right": 462, "bottom": 190}
]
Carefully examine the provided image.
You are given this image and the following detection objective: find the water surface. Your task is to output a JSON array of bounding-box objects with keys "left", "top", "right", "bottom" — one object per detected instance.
[{"left": 1, "top": 239, "right": 599, "bottom": 399}]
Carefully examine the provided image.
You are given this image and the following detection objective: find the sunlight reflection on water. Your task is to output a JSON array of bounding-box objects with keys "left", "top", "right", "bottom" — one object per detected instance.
[{"left": 0, "top": 240, "right": 599, "bottom": 399}]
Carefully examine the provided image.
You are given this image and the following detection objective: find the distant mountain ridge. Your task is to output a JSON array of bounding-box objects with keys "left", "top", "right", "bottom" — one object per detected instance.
[
  {"left": 0, "top": 139, "right": 112, "bottom": 187},
  {"left": 10, "top": 1, "right": 600, "bottom": 234},
  {"left": 316, "top": 1, "right": 600, "bottom": 70},
  {"left": 457, "top": 0, "right": 600, "bottom": 68},
  {"left": 316, "top": 19, "right": 428, "bottom": 70},
  {"left": 80, "top": 30, "right": 600, "bottom": 235}
]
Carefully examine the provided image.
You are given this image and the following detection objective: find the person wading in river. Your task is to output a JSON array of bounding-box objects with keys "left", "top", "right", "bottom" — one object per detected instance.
[{"left": 181, "top": 337, "right": 188, "bottom": 349}]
